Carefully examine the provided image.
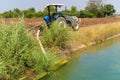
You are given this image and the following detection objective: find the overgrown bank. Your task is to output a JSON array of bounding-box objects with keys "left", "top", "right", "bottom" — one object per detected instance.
[
  {"left": 0, "top": 19, "right": 68, "bottom": 80},
  {"left": 40, "top": 21, "right": 120, "bottom": 79},
  {"left": 67, "top": 22, "right": 120, "bottom": 53},
  {"left": 0, "top": 18, "right": 120, "bottom": 80}
]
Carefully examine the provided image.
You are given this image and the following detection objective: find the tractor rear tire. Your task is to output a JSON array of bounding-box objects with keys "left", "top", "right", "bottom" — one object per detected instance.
[{"left": 56, "top": 17, "right": 67, "bottom": 28}]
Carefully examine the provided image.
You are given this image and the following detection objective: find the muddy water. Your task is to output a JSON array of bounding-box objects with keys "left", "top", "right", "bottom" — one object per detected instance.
[{"left": 43, "top": 37, "right": 120, "bottom": 80}]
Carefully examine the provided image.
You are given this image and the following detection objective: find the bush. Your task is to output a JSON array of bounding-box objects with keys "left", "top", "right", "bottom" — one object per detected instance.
[
  {"left": 79, "top": 10, "right": 96, "bottom": 18},
  {"left": 0, "top": 19, "right": 58, "bottom": 80},
  {"left": 42, "top": 21, "right": 70, "bottom": 50}
]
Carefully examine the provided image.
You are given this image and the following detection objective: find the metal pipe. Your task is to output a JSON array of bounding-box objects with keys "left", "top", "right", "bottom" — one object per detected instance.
[
  {"left": 47, "top": 6, "right": 50, "bottom": 16},
  {"left": 55, "top": 6, "right": 58, "bottom": 13},
  {"left": 47, "top": 6, "right": 51, "bottom": 21}
]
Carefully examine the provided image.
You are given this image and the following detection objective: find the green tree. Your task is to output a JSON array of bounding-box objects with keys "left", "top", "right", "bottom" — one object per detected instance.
[
  {"left": 79, "top": 10, "right": 95, "bottom": 18},
  {"left": 70, "top": 6, "right": 79, "bottom": 17},
  {"left": 62, "top": 10, "right": 71, "bottom": 16},
  {"left": 86, "top": 0, "right": 103, "bottom": 9},
  {"left": 13, "top": 8, "right": 23, "bottom": 17},
  {"left": 28, "top": 7, "right": 36, "bottom": 13},
  {"left": 71, "top": 6, "right": 77, "bottom": 12},
  {"left": 85, "top": 0, "right": 103, "bottom": 17},
  {"left": 35, "top": 11, "right": 44, "bottom": 17},
  {"left": 23, "top": 8, "right": 36, "bottom": 18},
  {"left": 101, "top": 4, "right": 116, "bottom": 17},
  {"left": 13, "top": 8, "right": 21, "bottom": 13},
  {"left": 2, "top": 10, "right": 13, "bottom": 18}
]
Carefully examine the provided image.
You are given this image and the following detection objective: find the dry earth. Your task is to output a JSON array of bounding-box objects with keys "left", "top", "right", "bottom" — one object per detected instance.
[{"left": 1, "top": 17, "right": 120, "bottom": 29}]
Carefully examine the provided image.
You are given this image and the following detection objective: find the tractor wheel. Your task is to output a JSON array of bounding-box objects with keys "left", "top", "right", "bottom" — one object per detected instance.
[
  {"left": 56, "top": 17, "right": 67, "bottom": 28},
  {"left": 72, "top": 21, "right": 80, "bottom": 31}
]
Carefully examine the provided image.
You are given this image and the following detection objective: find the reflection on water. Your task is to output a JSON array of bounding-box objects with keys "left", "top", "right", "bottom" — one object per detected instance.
[{"left": 42, "top": 37, "right": 120, "bottom": 80}]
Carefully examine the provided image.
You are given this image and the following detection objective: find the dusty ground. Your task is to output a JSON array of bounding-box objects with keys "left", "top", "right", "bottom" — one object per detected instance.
[
  {"left": 2, "top": 18, "right": 43, "bottom": 28},
  {"left": 1, "top": 17, "right": 120, "bottom": 28},
  {"left": 80, "top": 17, "right": 120, "bottom": 27}
]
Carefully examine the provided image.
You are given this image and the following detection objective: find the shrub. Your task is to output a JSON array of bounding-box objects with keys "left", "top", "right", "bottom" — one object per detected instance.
[
  {"left": 0, "top": 19, "right": 58, "bottom": 80},
  {"left": 79, "top": 10, "right": 96, "bottom": 18},
  {"left": 42, "top": 21, "right": 70, "bottom": 50}
]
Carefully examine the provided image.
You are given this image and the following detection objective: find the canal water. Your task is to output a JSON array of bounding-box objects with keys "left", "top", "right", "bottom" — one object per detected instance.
[{"left": 43, "top": 37, "right": 120, "bottom": 80}]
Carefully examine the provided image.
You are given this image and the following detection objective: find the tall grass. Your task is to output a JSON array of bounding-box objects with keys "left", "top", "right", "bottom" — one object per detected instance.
[
  {"left": 42, "top": 21, "right": 70, "bottom": 50},
  {"left": 0, "top": 19, "right": 59, "bottom": 80},
  {"left": 71, "top": 22, "right": 120, "bottom": 46}
]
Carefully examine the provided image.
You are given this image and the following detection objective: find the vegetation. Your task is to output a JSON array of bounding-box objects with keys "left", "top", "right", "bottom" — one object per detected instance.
[
  {"left": 71, "top": 22, "right": 120, "bottom": 46},
  {"left": 0, "top": 0, "right": 116, "bottom": 18},
  {"left": 0, "top": 0, "right": 118, "bottom": 79},
  {"left": 83, "top": 0, "right": 116, "bottom": 18},
  {"left": 41, "top": 21, "right": 70, "bottom": 50},
  {"left": 0, "top": 19, "right": 60, "bottom": 80},
  {"left": 79, "top": 10, "right": 95, "bottom": 18},
  {"left": 0, "top": 17, "right": 119, "bottom": 79},
  {"left": 85, "top": 0, "right": 103, "bottom": 17},
  {"left": 98, "top": 4, "right": 116, "bottom": 17}
]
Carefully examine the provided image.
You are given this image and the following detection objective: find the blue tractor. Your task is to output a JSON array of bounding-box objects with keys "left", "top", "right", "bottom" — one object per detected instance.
[{"left": 43, "top": 4, "right": 80, "bottom": 31}]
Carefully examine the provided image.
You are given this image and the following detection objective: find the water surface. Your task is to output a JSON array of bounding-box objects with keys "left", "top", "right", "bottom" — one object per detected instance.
[{"left": 43, "top": 37, "right": 120, "bottom": 80}]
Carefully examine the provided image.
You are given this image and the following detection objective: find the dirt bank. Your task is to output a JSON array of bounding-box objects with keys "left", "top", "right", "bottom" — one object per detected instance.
[
  {"left": 63, "top": 21, "right": 120, "bottom": 56},
  {"left": 1, "top": 17, "right": 120, "bottom": 28}
]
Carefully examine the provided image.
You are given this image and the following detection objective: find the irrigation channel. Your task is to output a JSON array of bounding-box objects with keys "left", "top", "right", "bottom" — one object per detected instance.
[{"left": 41, "top": 37, "right": 120, "bottom": 80}]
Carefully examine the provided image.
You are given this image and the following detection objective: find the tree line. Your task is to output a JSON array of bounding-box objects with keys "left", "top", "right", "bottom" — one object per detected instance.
[{"left": 0, "top": 0, "right": 116, "bottom": 18}]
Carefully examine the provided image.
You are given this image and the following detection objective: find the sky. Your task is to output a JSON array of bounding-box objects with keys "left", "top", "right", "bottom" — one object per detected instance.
[{"left": 0, "top": 0, "right": 120, "bottom": 14}]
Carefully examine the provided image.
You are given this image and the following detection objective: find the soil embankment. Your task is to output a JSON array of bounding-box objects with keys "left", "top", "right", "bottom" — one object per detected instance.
[{"left": 1, "top": 17, "right": 120, "bottom": 28}]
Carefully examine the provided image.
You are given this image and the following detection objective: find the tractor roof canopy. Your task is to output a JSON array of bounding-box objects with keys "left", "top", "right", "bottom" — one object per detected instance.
[{"left": 46, "top": 4, "right": 64, "bottom": 8}]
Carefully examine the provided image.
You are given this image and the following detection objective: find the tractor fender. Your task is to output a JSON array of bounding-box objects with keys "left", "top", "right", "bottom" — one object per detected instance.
[{"left": 44, "top": 15, "right": 51, "bottom": 23}]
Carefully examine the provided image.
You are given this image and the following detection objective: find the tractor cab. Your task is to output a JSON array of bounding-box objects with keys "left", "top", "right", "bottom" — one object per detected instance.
[
  {"left": 43, "top": 4, "right": 64, "bottom": 24},
  {"left": 43, "top": 4, "right": 80, "bottom": 31}
]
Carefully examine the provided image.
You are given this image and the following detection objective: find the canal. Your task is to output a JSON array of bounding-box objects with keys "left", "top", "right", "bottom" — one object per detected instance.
[{"left": 43, "top": 37, "right": 120, "bottom": 80}]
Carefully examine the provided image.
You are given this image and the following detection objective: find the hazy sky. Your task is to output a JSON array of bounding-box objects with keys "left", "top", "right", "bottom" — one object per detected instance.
[{"left": 0, "top": 0, "right": 120, "bottom": 14}]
